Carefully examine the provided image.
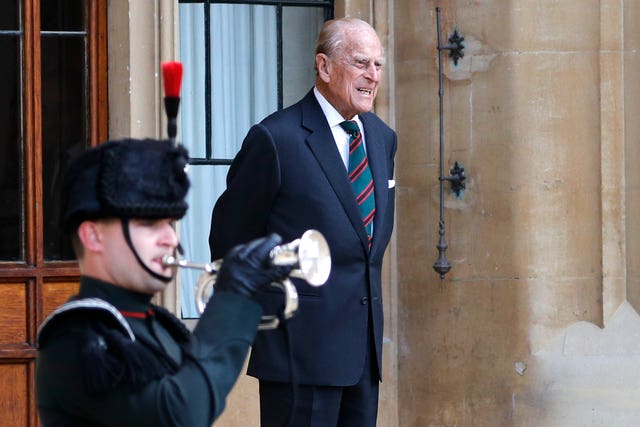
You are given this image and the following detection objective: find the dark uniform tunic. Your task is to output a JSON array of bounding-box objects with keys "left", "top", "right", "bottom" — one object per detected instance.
[{"left": 36, "top": 276, "right": 262, "bottom": 427}]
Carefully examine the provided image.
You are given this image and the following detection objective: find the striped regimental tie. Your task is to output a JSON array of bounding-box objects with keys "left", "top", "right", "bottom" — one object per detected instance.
[{"left": 340, "top": 120, "right": 375, "bottom": 247}]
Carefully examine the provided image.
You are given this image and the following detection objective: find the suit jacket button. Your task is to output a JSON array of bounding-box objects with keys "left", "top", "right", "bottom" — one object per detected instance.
[{"left": 360, "top": 297, "right": 369, "bottom": 305}]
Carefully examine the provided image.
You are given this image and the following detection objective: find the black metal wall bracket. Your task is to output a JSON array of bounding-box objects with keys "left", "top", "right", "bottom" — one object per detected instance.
[
  {"left": 441, "top": 161, "right": 466, "bottom": 198},
  {"left": 433, "top": 8, "right": 467, "bottom": 279},
  {"left": 440, "top": 28, "right": 465, "bottom": 66}
]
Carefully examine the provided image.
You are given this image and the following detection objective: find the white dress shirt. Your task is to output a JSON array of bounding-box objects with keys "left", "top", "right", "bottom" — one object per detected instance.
[{"left": 313, "top": 87, "right": 367, "bottom": 171}]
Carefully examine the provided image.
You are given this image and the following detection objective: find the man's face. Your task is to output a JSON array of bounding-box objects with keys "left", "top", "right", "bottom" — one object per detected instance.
[
  {"left": 97, "top": 218, "right": 178, "bottom": 294},
  {"left": 317, "top": 27, "right": 384, "bottom": 119}
]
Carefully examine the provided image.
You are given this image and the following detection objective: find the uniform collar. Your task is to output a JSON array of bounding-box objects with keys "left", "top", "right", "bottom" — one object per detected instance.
[{"left": 78, "top": 276, "right": 154, "bottom": 315}]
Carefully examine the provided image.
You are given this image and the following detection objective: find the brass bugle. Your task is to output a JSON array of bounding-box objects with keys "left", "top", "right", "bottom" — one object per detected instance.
[{"left": 162, "top": 229, "right": 331, "bottom": 330}]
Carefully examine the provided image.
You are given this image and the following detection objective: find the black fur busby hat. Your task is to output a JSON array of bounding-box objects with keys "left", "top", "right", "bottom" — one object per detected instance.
[{"left": 62, "top": 138, "right": 190, "bottom": 233}]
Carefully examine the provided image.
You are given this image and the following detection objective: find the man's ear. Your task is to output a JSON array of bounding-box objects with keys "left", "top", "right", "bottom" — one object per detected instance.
[
  {"left": 316, "top": 53, "right": 331, "bottom": 83},
  {"left": 77, "top": 221, "right": 102, "bottom": 252}
]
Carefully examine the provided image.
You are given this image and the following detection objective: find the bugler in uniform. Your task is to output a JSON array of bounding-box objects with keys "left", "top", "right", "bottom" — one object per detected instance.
[{"left": 36, "top": 138, "right": 289, "bottom": 427}]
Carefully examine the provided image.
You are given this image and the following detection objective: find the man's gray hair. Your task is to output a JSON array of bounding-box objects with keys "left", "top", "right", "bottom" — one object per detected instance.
[{"left": 315, "top": 17, "right": 375, "bottom": 58}]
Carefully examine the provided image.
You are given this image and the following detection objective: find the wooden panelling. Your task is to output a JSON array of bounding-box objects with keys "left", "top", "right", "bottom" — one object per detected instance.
[
  {"left": 0, "top": 363, "right": 28, "bottom": 426},
  {"left": 42, "top": 280, "right": 80, "bottom": 320},
  {"left": 0, "top": 283, "right": 27, "bottom": 344}
]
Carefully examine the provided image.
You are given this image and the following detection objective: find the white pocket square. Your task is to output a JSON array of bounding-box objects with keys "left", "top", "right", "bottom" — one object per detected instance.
[{"left": 388, "top": 179, "right": 396, "bottom": 189}]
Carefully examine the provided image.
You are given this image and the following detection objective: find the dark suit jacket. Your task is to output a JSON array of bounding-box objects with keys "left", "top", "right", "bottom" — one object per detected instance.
[{"left": 210, "top": 89, "right": 397, "bottom": 386}]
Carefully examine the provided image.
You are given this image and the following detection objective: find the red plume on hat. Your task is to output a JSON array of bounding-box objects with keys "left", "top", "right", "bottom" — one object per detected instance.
[{"left": 162, "top": 61, "right": 183, "bottom": 143}]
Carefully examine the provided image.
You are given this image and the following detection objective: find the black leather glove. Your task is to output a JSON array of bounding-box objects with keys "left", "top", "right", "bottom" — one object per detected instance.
[{"left": 215, "top": 233, "right": 293, "bottom": 298}]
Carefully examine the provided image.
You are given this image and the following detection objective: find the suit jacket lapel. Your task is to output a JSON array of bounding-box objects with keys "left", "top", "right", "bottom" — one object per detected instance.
[{"left": 301, "top": 92, "right": 371, "bottom": 249}]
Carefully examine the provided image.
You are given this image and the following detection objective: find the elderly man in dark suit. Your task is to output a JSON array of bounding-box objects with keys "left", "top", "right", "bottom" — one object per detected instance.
[{"left": 210, "top": 17, "right": 397, "bottom": 427}]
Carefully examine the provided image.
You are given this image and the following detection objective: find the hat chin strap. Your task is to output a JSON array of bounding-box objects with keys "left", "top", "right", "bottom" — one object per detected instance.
[{"left": 121, "top": 219, "right": 174, "bottom": 283}]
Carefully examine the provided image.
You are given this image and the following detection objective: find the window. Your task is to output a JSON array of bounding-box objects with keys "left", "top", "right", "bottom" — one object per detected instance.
[
  {"left": 0, "top": 0, "right": 107, "bottom": 263},
  {"left": 41, "top": 0, "right": 91, "bottom": 260},
  {"left": 0, "top": 2, "right": 22, "bottom": 261},
  {"left": 178, "top": 0, "right": 333, "bottom": 317},
  {"left": 0, "top": 2, "right": 107, "bottom": 424}
]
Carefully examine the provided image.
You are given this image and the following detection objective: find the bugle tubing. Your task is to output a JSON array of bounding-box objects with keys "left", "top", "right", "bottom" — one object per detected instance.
[{"left": 163, "top": 230, "right": 331, "bottom": 329}]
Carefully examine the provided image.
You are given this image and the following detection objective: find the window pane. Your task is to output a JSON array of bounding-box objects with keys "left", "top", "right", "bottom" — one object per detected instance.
[
  {"left": 282, "top": 7, "right": 325, "bottom": 107},
  {"left": 179, "top": 3, "right": 278, "bottom": 159},
  {"left": 0, "top": 1, "right": 19, "bottom": 30},
  {"left": 41, "top": 0, "right": 85, "bottom": 32},
  {"left": 0, "top": 36, "right": 23, "bottom": 261},
  {"left": 209, "top": 4, "right": 278, "bottom": 157},
  {"left": 179, "top": 164, "right": 229, "bottom": 318},
  {"left": 179, "top": 3, "right": 206, "bottom": 158},
  {"left": 41, "top": 35, "right": 87, "bottom": 260}
]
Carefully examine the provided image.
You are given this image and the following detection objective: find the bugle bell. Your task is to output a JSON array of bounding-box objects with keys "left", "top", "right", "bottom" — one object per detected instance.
[{"left": 162, "top": 229, "right": 331, "bottom": 330}]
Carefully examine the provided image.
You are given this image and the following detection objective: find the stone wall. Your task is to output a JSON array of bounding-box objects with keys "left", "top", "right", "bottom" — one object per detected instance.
[{"left": 395, "top": 1, "right": 640, "bottom": 425}]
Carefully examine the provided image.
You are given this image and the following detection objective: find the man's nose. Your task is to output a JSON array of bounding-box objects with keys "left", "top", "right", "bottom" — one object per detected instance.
[
  {"left": 365, "top": 63, "right": 381, "bottom": 81},
  {"left": 160, "top": 223, "right": 179, "bottom": 248}
]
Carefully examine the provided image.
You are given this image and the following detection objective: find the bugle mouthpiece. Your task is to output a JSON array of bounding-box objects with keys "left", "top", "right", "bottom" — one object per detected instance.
[{"left": 162, "top": 254, "right": 178, "bottom": 267}]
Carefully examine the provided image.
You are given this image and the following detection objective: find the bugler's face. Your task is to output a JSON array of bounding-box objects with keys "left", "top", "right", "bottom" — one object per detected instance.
[{"left": 98, "top": 218, "right": 178, "bottom": 294}]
